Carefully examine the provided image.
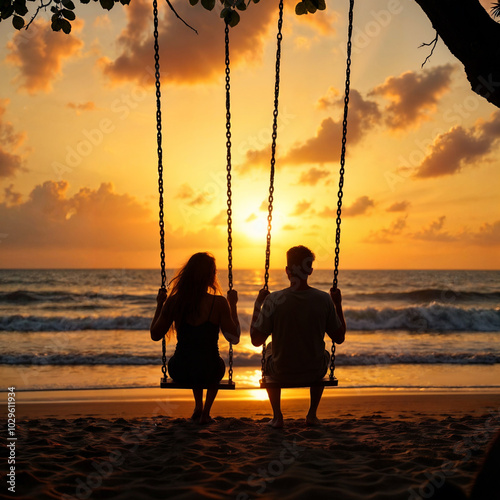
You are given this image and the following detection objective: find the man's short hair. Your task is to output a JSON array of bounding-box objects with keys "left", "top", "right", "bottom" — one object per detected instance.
[{"left": 286, "top": 245, "right": 315, "bottom": 277}]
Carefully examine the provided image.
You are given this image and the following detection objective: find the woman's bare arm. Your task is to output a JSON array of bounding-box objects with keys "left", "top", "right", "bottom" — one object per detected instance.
[{"left": 150, "top": 291, "right": 174, "bottom": 341}]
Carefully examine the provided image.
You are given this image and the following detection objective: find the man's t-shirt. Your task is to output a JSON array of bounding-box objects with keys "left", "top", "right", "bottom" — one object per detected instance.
[{"left": 255, "top": 287, "right": 342, "bottom": 382}]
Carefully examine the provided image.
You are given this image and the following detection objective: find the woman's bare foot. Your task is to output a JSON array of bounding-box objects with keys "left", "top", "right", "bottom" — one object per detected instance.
[
  {"left": 266, "top": 415, "right": 284, "bottom": 428},
  {"left": 190, "top": 408, "right": 203, "bottom": 421}
]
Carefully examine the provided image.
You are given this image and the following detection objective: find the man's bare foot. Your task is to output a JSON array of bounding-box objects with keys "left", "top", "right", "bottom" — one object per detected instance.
[
  {"left": 266, "top": 416, "right": 284, "bottom": 428},
  {"left": 305, "top": 415, "right": 322, "bottom": 426}
]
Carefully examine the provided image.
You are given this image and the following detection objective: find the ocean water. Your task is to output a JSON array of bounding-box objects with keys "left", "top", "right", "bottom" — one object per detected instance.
[{"left": 1, "top": 269, "right": 499, "bottom": 393}]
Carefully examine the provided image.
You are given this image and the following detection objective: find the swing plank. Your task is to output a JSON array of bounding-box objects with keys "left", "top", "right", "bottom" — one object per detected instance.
[
  {"left": 160, "top": 378, "right": 235, "bottom": 390},
  {"left": 259, "top": 376, "right": 338, "bottom": 389}
]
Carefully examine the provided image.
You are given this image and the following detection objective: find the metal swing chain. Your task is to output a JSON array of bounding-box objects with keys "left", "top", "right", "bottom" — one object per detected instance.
[
  {"left": 330, "top": 0, "right": 354, "bottom": 382},
  {"left": 263, "top": 0, "right": 284, "bottom": 292},
  {"left": 224, "top": 20, "right": 234, "bottom": 384},
  {"left": 153, "top": 0, "right": 168, "bottom": 381},
  {"left": 262, "top": 0, "right": 284, "bottom": 381}
]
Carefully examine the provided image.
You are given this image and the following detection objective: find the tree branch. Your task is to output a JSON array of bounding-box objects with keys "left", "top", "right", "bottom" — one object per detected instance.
[
  {"left": 415, "top": 0, "right": 500, "bottom": 109},
  {"left": 25, "top": 0, "right": 53, "bottom": 30},
  {"left": 419, "top": 32, "right": 439, "bottom": 68},
  {"left": 165, "top": 0, "right": 198, "bottom": 34}
]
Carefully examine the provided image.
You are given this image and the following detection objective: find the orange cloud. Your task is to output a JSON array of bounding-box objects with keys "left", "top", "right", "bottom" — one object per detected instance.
[
  {"left": 100, "top": 0, "right": 278, "bottom": 86},
  {"left": 470, "top": 220, "right": 500, "bottom": 245},
  {"left": 0, "top": 181, "right": 225, "bottom": 256},
  {"left": 386, "top": 201, "right": 410, "bottom": 212},
  {"left": 6, "top": 20, "right": 84, "bottom": 94},
  {"left": 0, "top": 99, "right": 26, "bottom": 178},
  {"left": 240, "top": 89, "right": 380, "bottom": 171},
  {"left": 411, "top": 216, "right": 456, "bottom": 242},
  {"left": 343, "top": 196, "right": 374, "bottom": 216},
  {"left": 67, "top": 102, "right": 97, "bottom": 114},
  {"left": 365, "top": 215, "right": 407, "bottom": 244},
  {"left": 290, "top": 200, "right": 312, "bottom": 216},
  {"left": 369, "top": 64, "right": 455, "bottom": 130},
  {"left": 319, "top": 195, "right": 374, "bottom": 218},
  {"left": 414, "top": 110, "right": 500, "bottom": 178},
  {"left": 297, "top": 167, "right": 331, "bottom": 185}
]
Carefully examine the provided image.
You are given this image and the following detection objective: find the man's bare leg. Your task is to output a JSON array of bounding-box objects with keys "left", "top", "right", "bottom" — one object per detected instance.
[
  {"left": 306, "top": 385, "right": 324, "bottom": 425},
  {"left": 266, "top": 387, "right": 284, "bottom": 428}
]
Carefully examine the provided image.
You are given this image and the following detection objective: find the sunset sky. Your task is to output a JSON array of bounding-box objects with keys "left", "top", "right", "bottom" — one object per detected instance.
[{"left": 1, "top": 0, "right": 499, "bottom": 270}]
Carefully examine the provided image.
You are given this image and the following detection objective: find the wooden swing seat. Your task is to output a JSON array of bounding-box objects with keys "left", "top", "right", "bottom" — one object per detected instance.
[
  {"left": 160, "top": 377, "right": 235, "bottom": 389},
  {"left": 259, "top": 376, "right": 338, "bottom": 389}
]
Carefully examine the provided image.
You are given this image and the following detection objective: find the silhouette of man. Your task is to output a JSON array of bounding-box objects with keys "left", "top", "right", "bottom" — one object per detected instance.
[{"left": 250, "top": 245, "right": 346, "bottom": 427}]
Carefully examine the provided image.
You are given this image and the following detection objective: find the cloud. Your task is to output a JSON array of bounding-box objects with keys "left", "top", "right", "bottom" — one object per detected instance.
[
  {"left": 369, "top": 64, "right": 455, "bottom": 130},
  {"left": 3, "top": 184, "right": 22, "bottom": 206},
  {"left": 0, "top": 100, "right": 26, "bottom": 178},
  {"left": 297, "top": 167, "right": 331, "bottom": 185},
  {"left": 210, "top": 209, "right": 227, "bottom": 226},
  {"left": 470, "top": 220, "right": 500, "bottom": 245},
  {"left": 414, "top": 110, "right": 500, "bottom": 178},
  {"left": 411, "top": 216, "right": 456, "bottom": 242},
  {"left": 100, "top": 0, "right": 278, "bottom": 86},
  {"left": 291, "top": 200, "right": 312, "bottom": 216},
  {"left": 292, "top": 5, "right": 338, "bottom": 35},
  {"left": 239, "top": 89, "right": 380, "bottom": 171},
  {"left": 175, "top": 182, "right": 212, "bottom": 207},
  {"left": 67, "top": 102, "right": 97, "bottom": 114},
  {"left": 6, "top": 20, "right": 84, "bottom": 94},
  {"left": 319, "top": 195, "right": 374, "bottom": 218},
  {"left": 365, "top": 215, "right": 407, "bottom": 244},
  {"left": 386, "top": 200, "right": 410, "bottom": 212},
  {"left": 343, "top": 196, "right": 374, "bottom": 217},
  {"left": 0, "top": 181, "right": 226, "bottom": 257}
]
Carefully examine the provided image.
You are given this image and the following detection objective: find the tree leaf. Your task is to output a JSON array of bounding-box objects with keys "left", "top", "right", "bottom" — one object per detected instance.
[
  {"left": 80, "top": 0, "right": 90, "bottom": 4},
  {"left": 304, "top": 0, "right": 316, "bottom": 13},
  {"left": 51, "top": 17, "right": 62, "bottom": 30},
  {"left": 62, "top": 8, "right": 75, "bottom": 19},
  {"left": 60, "top": 17, "right": 71, "bottom": 33},
  {"left": 61, "top": 0, "right": 75, "bottom": 9},
  {"left": 200, "top": 0, "right": 215, "bottom": 10},
  {"left": 1, "top": 5, "right": 14, "bottom": 19},
  {"left": 317, "top": 0, "right": 326, "bottom": 10},
  {"left": 228, "top": 9, "right": 239, "bottom": 27},
  {"left": 119, "top": 0, "right": 130, "bottom": 5},
  {"left": 235, "top": 0, "right": 246, "bottom": 11},
  {"left": 13, "top": 1, "right": 28, "bottom": 16},
  {"left": 295, "top": 2, "right": 307, "bottom": 15},
  {"left": 12, "top": 14, "right": 24, "bottom": 29},
  {"left": 189, "top": 0, "right": 199, "bottom": 5},
  {"left": 99, "top": 0, "right": 114, "bottom": 10}
]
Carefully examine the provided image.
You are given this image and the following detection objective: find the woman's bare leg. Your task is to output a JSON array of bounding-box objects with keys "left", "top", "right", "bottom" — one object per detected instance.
[
  {"left": 200, "top": 388, "right": 218, "bottom": 424},
  {"left": 192, "top": 389, "right": 203, "bottom": 420}
]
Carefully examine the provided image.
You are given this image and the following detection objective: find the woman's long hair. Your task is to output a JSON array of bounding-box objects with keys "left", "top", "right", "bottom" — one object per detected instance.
[{"left": 168, "top": 252, "right": 222, "bottom": 335}]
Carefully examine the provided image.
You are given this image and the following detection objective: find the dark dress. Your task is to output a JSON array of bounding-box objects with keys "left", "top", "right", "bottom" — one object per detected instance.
[{"left": 168, "top": 296, "right": 225, "bottom": 386}]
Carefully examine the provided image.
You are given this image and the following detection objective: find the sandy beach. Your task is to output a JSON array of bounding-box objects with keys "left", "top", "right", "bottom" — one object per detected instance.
[{"left": 3, "top": 389, "right": 499, "bottom": 500}]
